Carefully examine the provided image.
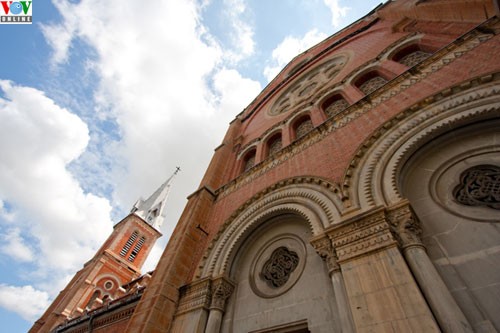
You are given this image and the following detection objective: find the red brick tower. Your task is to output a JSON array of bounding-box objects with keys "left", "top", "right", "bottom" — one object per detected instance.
[{"left": 29, "top": 169, "right": 179, "bottom": 333}]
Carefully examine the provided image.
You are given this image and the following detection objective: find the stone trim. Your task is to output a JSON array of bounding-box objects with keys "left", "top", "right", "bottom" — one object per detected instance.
[
  {"left": 347, "top": 72, "right": 500, "bottom": 209},
  {"left": 327, "top": 208, "right": 397, "bottom": 263},
  {"left": 217, "top": 18, "right": 497, "bottom": 199},
  {"left": 175, "top": 278, "right": 211, "bottom": 316}
]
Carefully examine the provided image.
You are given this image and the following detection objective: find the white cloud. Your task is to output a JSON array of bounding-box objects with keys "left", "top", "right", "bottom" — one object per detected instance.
[
  {"left": 0, "top": 79, "right": 113, "bottom": 277},
  {"left": 3, "top": 0, "right": 261, "bottom": 323},
  {"left": 223, "top": 0, "right": 255, "bottom": 62},
  {"left": 41, "top": 0, "right": 261, "bottom": 239},
  {"left": 323, "top": 0, "right": 350, "bottom": 28},
  {"left": 0, "top": 284, "right": 50, "bottom": 321},
  {"left": 0, "top": 228, "right": 34, "bottom": 262},
  {"left": 263, "top": 29, "right": 328, "bottom": 82}
]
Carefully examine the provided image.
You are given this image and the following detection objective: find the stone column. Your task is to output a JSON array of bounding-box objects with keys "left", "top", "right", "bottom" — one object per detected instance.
[
  {"left": 205, "top": 277, "right": 234, "bottom": 333},
  {"left": 388, "top": 202, "right": 473, "bottom": 333},
  {"left": 312, "top": 237, "right": 355, "bottom": 333}
]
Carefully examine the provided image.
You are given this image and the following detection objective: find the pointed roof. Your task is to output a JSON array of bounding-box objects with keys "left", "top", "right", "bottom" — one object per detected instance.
[{"left": 131, "top": 167, "right": 180, "bottom": 230}]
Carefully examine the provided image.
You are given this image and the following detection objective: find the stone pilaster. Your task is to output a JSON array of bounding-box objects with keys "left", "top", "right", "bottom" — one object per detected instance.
[
  {"left": 311, "top": 236, "right": 355, "bottom": 333},
  {"left": 325, "top": 207, "right": 440, "bottom": 332},
  {"left": 387, "top": 201, "right": 473, "bottom": 333}
]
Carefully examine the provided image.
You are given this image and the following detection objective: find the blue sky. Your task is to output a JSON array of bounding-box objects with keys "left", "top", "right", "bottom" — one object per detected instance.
[{"left": 0, "top": 0, "right": 382, "bottom": 331}]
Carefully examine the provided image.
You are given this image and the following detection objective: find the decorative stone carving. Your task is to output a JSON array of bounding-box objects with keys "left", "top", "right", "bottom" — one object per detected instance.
[
  {"left": 176, "top": 278, "right": 212, "bottom": 315},
  {"left": 220, "top": 25, "right": 495, "bottom": 200},
  {"left": 453, "top": 165, "right": 500, "bottom": 210},
  {"left": 261, "top": 247, "right": 299, "bottom": 288},
  {"left": 210, "top": 277, "right": 234, "bottom": 312},
  {"left": 358, "top": 76, "right": 388, "bottom": 95},
  {"left": 399, "top": 50, "right": 431, "bottom": 67},
  {"left": 386, "top": 202, "right": 423, "bottom": 250},
  {"left": 268, "top": 137, "right": 282, "bottom": 156},
  {"left": 328, "top": 208, "right": 397, "bottom": 263},
  {"left": 295, "top": 119, "right": 314, "bottom": 139},
  {"left": 249, "top": 234, "right": 306, "bottom": 298},
  {"left": 269, "top": 56, "right": 348, "bottom": 116},
  {"left": 324, "top": 98, "right": 349, "bottom": 118},
  {"left": 311, "top": 236, "right": 340, "bottom": 273}
]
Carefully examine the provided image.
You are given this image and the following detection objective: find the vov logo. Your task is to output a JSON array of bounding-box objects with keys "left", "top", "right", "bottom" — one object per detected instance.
[{"left": 1, "top": 1, "right": 32, "bottom": 24}]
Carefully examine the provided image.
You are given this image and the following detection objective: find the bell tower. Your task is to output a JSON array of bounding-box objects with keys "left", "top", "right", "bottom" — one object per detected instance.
[{"left": 29, "top": 168, "right": 180, "bottom": 333}]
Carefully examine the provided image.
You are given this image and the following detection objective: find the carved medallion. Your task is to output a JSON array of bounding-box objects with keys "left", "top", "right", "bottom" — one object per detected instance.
[
  {"left": 261, "top": 247, "right": 299, "bottom": 288},
  {"left": 250, "top": 234, "right": 306, "bottom": 298},
  {"left": 454, "top": 165, "right": 500, "bottom": 210}
]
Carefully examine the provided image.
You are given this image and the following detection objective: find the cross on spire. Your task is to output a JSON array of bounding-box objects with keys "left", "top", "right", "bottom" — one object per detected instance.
[{"left": 131, "top": 167, "right": 180, "bottom": 230}]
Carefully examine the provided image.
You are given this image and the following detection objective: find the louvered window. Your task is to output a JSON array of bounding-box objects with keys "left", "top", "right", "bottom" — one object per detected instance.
[
  {"left": 128, "top": 236, "right": 146, "bottom": 262},
  {"left": 120, "top": 231, "right": 138, "bottom": 257}
]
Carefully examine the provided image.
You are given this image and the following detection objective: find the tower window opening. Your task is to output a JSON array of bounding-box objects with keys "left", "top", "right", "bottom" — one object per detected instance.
[
  {"left": 120, "top": 231, "right": 138, "bottom": 257},
  {"left": 128, "top": 236, "right": 146, "bottom": 262}
]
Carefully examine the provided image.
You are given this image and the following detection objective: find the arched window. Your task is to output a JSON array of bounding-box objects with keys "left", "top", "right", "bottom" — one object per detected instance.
[
  {"left": 128, "top": 236, "right": 146, "bottom": 262},
  {"left": 243, "top": 150, "right": 256, "bottom": 172},
  {"left": 120, "top": 231, "right": 138, "bottom": 257},
  {"left": 294, "top": 116, "right": 313, "bottom": 140},
  {"left": 267, "top": 134, "right": 282, "bottom": 156},
  {"left": 356, "top": 72, "right": 388, "bottom": 95},
  {"left": 322, "top": 94, "right": 349, "bottom": 118},
  {"left": 393, "top": 45, "right": 431, "bottom": 68}
]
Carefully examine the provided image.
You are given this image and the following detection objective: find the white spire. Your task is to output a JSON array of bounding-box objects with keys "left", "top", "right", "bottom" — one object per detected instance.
[{"left": 131, "top": 167, "right": 180, "bottom": 230}]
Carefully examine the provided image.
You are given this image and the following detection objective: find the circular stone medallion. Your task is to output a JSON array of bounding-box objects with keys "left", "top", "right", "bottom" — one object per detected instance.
[{"left": 249, "top": 234, "right": 306, "bottom": 298}]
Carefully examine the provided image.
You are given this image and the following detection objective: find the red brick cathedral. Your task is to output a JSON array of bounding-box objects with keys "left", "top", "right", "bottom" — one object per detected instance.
[{"left": 31, "top": 1, "right": 500, "bottom": 332}]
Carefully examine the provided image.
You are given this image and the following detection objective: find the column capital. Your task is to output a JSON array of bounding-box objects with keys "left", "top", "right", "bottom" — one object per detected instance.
[
  {"left": 386, "top": 201, "right": 424, "bottom": 250},
  {"left": 210, "top": 276, "right": 235, "bottom": 312},
  {"left": 310, "top": 236, "right": 340, "bottom": 274}
]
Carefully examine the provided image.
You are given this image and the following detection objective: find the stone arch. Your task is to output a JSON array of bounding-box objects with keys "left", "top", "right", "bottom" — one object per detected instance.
[
  {"left": 198, "top": 178, "right": 345, "bottom": 279},
  {"left": 344, "top": 73, "right": 500, "bottom": 211}
]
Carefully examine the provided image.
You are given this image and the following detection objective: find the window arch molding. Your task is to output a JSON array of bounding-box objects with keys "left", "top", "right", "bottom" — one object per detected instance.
[
  {"left": 343, "top": 74, "right": 500, "bottom": 211},
  {"left": 378, "top": 33, "right": 425, "bottom": 61},
  {"left": 196, "top": 176, "right": 345, "bottom": 279}
]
